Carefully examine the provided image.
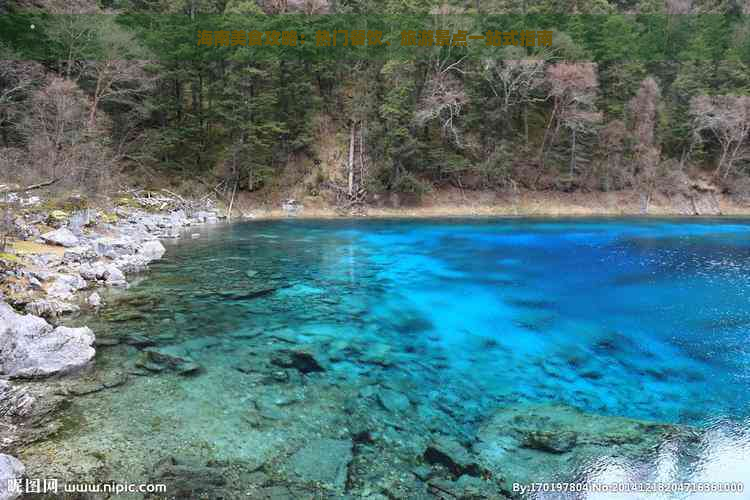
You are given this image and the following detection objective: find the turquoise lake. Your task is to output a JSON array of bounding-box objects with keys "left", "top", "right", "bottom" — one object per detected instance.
[{"left": 24, "top": 218, "right": 750, "bottom": 497}]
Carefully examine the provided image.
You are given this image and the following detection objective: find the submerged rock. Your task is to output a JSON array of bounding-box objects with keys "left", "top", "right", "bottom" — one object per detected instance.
[
  {"left": 474, "top": 403, "right": 695, "bottom": 488},
  {"left": 40, "top": 227, "right": 78, "bottom": 247},
  {"left": 411, "top": 465, "right": 433, "bottom": 481},
  {"left": 150, "top": 456, "right": 227, "bottom": 498},
  {"left": 136, "top": 347, "right": 203, "bottom": 376},
  {"left": 0, "top": 302, "right": 95, "bottom": 378},
  {"left": 521, "top": 430, "right": 577, "bottom": 454},
  {"left": 429, "top": 475, "right": 505, "bottom": 499},
  {"left": 377, "top": 389, "right": 411, "bottom": 413},
  {"left": 124, "top": 333, "right": 156, "bottom": 348},
  {"left": 423, "top": 437, "right": 484, "bottom": 479},
  {"left": 0, "top": 380, "right": 35, "bottom": 419},
  {"left": 285, "top": 438, "right": 352, "bottom": 492},
  {"left": 58, "top": 372, "right": 129, "bottom": 397},
  {"left": 25, "top": 299, "right": 79, "bottom": 318},
  {"left": 0, "top": 454, "right": 24, "bottom": 500},
  {"left": 270, "top": 350, "right": 325, "bottom": 374}
]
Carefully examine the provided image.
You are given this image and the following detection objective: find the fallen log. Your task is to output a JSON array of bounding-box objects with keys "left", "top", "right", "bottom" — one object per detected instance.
[{"left": 0, "top": 177, "right": 62, "bottom": 194}]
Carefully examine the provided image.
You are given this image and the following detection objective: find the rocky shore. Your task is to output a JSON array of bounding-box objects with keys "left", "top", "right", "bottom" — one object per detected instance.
[{"left": 0, "top": 198, "right": 224, "bottom": 500}]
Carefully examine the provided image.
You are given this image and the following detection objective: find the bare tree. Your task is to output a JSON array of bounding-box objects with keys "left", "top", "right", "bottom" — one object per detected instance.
[
  {"left": 302, "top": 0, "right": 328, "bottom": 14},
  {"left": 22, "top": 77, "right": 117, "bottom": 192},
  {"left": 0, "top": 59, "right": 45, "bottom": 146},
  {"left": 0, "top": 60, "right": 43, "bottom": 108},
  {"left": 541, "top": 62, "right": 600, "bottom": 172},
  {"left": 482, "top": 46, "right": 549, "bottom": 142},
  {"left": 416, "top": 65, "right": 468, "bottom": 147},
  {"left": 415, "top": 2, "right": 471, "bottom": 147},
  {"left": 689, "top": 95, "right": 750, "bottom": 180},
  {"left": 46, "top": 8, "right": 98, "bottom": 79},
  {"left": 631, "top": 77, "right": 660, "bottom": 146},
  {"left": 561, "top": 108, "right": 602, "bottom": 176},
  {"left": 629, "top": 77, "right": 662, "bottom": 212},
  {"left": 599, "top": 119, "right": 628, "bottom": 191},
  {"left": 77, "top": 17, "right": 154, "bottom": 129}
]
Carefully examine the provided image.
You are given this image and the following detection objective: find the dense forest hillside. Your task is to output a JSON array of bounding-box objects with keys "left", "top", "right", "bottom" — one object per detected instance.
[{"left": 1, "top": 0, "right": 750, "bottom": 214}]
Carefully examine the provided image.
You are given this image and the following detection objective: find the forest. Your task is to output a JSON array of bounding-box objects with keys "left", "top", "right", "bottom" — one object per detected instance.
[{"left": 1, "top": 0, "right": 750, "bottom": 213}]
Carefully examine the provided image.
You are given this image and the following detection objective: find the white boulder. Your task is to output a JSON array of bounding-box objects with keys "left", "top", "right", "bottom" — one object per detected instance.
[
  {"left": 138, "top": 240, "right": 166, "bottom": 262},
  {"left": 78, "top": 262, "right": 126, "bottom": 286},
  {"left": 0, "top": 454, "right": 24, "bottom": 500},
  {"left": 40, "top": 227, "right": 78, "bottom": 247},
  {"left": 87, "top": 292, "right": 102, "bottom": 308},
  {"left": 46, "top": 273, "right": 87, "bottom": 299},
  {"left": 0, "top": 302, "right": 95, "bottom": 378}
]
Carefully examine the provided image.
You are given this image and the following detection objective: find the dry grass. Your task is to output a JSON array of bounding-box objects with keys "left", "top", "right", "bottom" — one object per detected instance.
[
  {"left": 10, "top": 240, "right": 66, "bottom": 256},
  {"left": 238, "top": 187, "right": 750, "bottom": 220}
]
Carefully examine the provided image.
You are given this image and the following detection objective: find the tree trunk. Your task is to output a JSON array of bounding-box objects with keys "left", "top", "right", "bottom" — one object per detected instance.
[
  {"left": 715, "top": 144, "right": 729, "bottom": 178},
  {"left": 539, "top": 102, "right": 558, "bottom": 167},
  {"left": 89, "top": 96, "right": 99, "bottom": 130},
  {"left": 569, "top": 128, "right": 577, "bottom": 176},
  {"left": 175, "top": 79, "right": 182, "bottom": 121},
  {"left": 348, "top": 123, "right": 355, "bottom": 197},
  {"left": 523, "top": 103, "right": 529, "bottom": 144},
  {"left": 192, "top": 79, "right": 200, "bottom": 115}
]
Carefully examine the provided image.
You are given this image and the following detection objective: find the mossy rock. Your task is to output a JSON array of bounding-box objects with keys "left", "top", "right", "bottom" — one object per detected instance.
[
  {"left": 41, "top": 195, "right": 90, "bottom": 213},
  {"left": 116, "top": 196, "right": 139, "bottom": 207},
  {"left": 0, "top": 252, "right": 23, "bottom": 270},
  {"left": 0, "top": 252, "right": 22, "bottom": 263},
  {"left": 100, "top": 212, "right": 119, "bottom": 224},
  {"left": 52, "top": 209, "right": 70, "bottom": 220}
]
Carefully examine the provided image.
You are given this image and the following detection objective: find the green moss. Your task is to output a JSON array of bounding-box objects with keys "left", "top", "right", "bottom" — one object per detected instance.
[
  {"left": 0, "top": 252, "right": 24, "bottom": 272},
  {"left": 40, "top": 195, "right": 90, "bottom": 213},
  {"left": 100, "top": 212, "right": 119, "bottom": 224},
  {"left": 150, "top": 416, "right": 162, "bottom": 432},
  {"left": 0, "top": 252, "right": 22, "bottom": 264},
  {"left": 47, "top": 408, "right": 83, "bottom": 442},
  {"left": 115, "top": 196, "right": 139, "bottom": 208}
]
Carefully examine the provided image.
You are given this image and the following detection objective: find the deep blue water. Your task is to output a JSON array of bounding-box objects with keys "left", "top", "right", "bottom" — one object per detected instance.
[
  {"left": 171, "top": 217, "right": 750, "bottom": 426},
  {"left": 36, "top": 217, "right": 750, "bottom": 491}
]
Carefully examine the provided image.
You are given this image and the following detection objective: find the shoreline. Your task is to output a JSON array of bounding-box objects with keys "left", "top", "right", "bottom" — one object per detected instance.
[
  {"left": 0, "top": 203, "right": 226, "bottom": 494},
  {"left": 235, "top": 188, "right": 750, "bottom": 220},
  {"left": 241, "top": 209, "right": 750, "bottom": 221}
]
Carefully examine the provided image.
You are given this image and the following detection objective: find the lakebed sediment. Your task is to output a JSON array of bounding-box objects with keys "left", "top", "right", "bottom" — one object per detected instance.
[{"left": 2, "top": 210, "right": 749, "bottom": 499}]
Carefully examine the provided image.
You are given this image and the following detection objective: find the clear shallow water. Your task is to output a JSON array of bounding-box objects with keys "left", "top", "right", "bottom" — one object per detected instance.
[{"left": 24, "top": 218, "right": 750, "bottom": 496}]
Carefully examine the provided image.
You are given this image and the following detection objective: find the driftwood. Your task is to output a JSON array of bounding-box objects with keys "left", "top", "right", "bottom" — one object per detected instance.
[
  {"left": 0, "top": 177, "right": 62, "bottom": 194},
  {"left": 196, "top": 177, "right": 231, "bottom": 203},
  {"left": 227, "top": 181, "right": 238, "bottom": 221},
  {"left": 325, "top": 180, "right": 367, "bottom": 215},
  {"left": 122, "top": 188, "right": 215, "bottom": 215}
]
